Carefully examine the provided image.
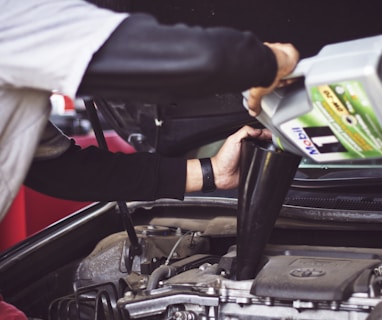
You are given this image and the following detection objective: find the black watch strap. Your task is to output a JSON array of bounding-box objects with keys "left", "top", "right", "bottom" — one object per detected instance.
[{"left": 199, "top": 158, "right": 216, "bottom": 193}]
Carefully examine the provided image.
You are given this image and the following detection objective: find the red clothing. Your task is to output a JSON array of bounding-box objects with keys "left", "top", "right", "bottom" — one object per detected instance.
[{"left": 0, "top": 296, "right": 27, "bottom": 320}]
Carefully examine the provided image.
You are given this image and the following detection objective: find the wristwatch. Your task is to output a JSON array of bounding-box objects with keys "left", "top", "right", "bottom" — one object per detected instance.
[{"left": 199, "top": 158, "right": 216, "bottom": 193}]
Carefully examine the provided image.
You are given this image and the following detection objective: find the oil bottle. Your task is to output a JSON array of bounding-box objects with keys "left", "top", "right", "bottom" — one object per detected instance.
[{"left": 243, "top": 35, "right": 382, "bottom": 162}]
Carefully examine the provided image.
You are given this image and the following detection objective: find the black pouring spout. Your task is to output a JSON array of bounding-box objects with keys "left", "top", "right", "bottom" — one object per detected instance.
[{"left": 236, "top": 137, "right": 301, "bottom": 280}]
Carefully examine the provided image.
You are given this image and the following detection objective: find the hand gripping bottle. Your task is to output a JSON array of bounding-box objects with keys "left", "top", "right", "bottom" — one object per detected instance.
[{"left": 243, "top": 35, "right": 382, "bottom": 163}]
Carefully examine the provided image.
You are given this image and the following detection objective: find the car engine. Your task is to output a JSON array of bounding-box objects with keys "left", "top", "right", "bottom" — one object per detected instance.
[{"left": 47, "top": 218, "right": 382, "bottom": 320}]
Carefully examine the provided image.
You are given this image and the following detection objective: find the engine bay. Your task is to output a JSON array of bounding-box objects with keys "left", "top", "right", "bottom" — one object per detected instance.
[{"left": 36, "top": 198, "right": 382, "bottom": 320}]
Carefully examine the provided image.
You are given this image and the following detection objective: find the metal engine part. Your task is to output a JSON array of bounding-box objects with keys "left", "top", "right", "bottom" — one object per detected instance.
[
  {"left": 118, "top": 249, "right": 382, "bottom": 320},
  {"left": 47, "top": 223, "right": 382, "bottom": 320}
]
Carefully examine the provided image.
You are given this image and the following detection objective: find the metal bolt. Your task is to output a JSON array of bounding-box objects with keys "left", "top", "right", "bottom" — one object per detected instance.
[{"left": 173, "top": 311, "right": 197, "bottom": 320}]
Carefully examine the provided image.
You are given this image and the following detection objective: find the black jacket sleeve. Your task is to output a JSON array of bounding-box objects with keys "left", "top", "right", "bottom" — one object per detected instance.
[
  {"left": 24, "top": 141, "right": 187, "bottom": 202},
  {"left": 77, "top": 13, "right": 277, "bottom": 100},
  {"left": 28, "top": 14, "right": 277, "bottom": 202}
]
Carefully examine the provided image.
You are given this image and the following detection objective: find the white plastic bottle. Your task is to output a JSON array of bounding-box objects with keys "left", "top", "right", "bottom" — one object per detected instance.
[{"left": 243, "top": 35, "right": 382, "bottom": 163}]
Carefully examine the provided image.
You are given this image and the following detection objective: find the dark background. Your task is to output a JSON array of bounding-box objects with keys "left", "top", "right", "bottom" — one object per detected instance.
[{"left": 129, "top": 0, "right": 382, "bottom": 58}]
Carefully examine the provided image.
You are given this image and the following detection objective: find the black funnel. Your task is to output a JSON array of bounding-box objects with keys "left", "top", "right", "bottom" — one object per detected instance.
[{"left": 236, "top": 138, "right": 301, "bottom": 280}]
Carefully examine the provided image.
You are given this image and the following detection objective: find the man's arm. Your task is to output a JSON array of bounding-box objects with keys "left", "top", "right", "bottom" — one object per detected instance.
[
  {"left": 77, "top": 13, "right": 278, "bottom": 100},
  {"left": 25, "top": 142, "right": 187, "bottom": 202},
  {"left": 24, "top": 125, "right": 268, "bottom": 202}
]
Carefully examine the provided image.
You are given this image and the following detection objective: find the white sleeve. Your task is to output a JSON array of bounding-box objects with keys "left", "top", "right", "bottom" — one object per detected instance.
[
  {"left": 0, "top": 0, "right": 129, "bottom": 99},
  {"left": 0, "top": 88, "right": 51, "bottom": 221}
]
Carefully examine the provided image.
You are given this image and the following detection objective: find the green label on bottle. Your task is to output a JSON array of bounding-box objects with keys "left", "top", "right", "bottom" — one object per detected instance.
[{"left": 280, "top": 81, "right": 382, "bottom": 162}]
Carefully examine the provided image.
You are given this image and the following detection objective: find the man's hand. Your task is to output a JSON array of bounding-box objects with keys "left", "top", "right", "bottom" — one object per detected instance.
[
  {"left": 246, "top": 42, "right": 299, "bottom": 117},
  {"left": 211, "top": 126, "right": 271, "bottom": 190},
  {"left": 186, "top": 126, "right": 271, "bottom": 192}
]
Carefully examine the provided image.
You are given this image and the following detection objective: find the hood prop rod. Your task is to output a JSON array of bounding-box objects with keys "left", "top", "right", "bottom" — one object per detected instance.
[{"left": 84, "top": 98, "right": 142, "bottom": 273}]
